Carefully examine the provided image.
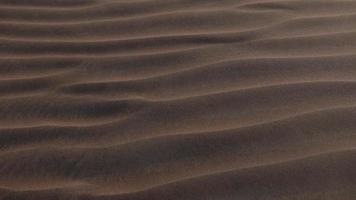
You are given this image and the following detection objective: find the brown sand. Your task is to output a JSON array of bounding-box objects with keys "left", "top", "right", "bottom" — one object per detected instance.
[{"left": 1, "top": 0, "right": 356, "bottom": 199}]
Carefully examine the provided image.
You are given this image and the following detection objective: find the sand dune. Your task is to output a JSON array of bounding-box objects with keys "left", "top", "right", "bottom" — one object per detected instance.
[{"left": 1, "top": 0, "right": 356, "bottom": 199}]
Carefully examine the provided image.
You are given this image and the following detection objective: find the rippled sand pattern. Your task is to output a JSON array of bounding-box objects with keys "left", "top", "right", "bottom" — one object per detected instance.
[{"left": 1, "top": 0, "right": 356, "bottom": 199}]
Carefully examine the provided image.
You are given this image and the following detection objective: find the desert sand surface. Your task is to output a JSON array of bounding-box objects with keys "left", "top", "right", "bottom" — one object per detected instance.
[{"left": 1, "top": 0, "right": 356, "bottom": 199}]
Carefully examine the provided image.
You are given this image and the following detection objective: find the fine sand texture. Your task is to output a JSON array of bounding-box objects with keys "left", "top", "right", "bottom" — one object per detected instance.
[{"left": 1, "top": 0, "right": 356, "bottom": 199}]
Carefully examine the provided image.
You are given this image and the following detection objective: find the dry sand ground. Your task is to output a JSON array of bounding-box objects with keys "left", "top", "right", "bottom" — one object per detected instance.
[{"left": 1, "top": 0, "right": 356, "bottom": 199}]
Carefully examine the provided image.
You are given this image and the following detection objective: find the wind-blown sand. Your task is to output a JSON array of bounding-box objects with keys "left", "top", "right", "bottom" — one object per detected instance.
[{"left": 1, "top": 0, "right": 356, "bottom": 199}]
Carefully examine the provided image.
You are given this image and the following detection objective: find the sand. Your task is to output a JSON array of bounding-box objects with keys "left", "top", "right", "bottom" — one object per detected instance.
[{"left": 1, "top": 0, "right": 356, "bottom": 199}]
